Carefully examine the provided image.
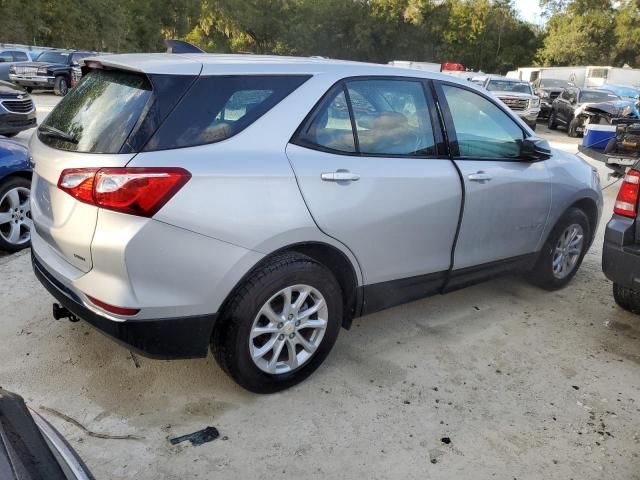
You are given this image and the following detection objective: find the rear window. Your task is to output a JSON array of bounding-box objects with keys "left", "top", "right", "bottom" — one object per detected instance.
[
  {"left": 38, "top": 70, "right": 152, "bottom": 153},
  {"left": 144, "top": 75, "right": 310, "bottom": 151}
]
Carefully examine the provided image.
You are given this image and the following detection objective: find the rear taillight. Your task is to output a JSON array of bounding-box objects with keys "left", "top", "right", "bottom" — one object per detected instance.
[
  {"left": 614, "top": 169, "right": 640, "bottom": 217},
  {"left": 58, "top": 167, "right": 191, "bottom": 217}
]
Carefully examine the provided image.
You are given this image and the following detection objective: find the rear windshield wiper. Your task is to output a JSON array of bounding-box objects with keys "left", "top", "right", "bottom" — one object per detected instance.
[{"left": 38, "top": 125, "right": 78, "bottom": 144}]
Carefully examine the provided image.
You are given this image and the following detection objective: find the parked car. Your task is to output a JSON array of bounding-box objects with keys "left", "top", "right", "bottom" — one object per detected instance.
[
  {"left": 0, "top": 388, "right": 94, "bottom": 480},
  {"left": 30, "top": 55, "right": 602, "bottom": 393},
  {"left": 598, "top": 83, "right": 640, "bottom": 101},
  {"left": 0, "top": 80, "right": 36, "bottom": 137},
  {"left": 548, "top": 87, "right": 622, "bottom": 137},
  {"left": 0, "top": 136, "right": 31, "bottom": 251},
  {"left": 532, "top": 78, "right": 572, "bottom": 119},
  {"left": 603, "top": 167, "right": 640, "bottom": 313},
  {"left": 0, "top": 48, "right": 39, "bottom": 81},
  {"left": 9, "top": 49, "right": 95, "bottom": 96},
  {"left": 482, "top": 76, "right": 540, "bottom": 129}
]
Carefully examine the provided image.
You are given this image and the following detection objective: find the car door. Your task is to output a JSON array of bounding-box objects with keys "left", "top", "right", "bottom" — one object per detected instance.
[
  {"left": 556, "top": 89, "right": 571, "bottom": 124},
  {"left": 435, "top": 82, "right": 552, "bottom": 271},
  {"left": 286, "top": 77, "right": 462, "bottom": 294}
]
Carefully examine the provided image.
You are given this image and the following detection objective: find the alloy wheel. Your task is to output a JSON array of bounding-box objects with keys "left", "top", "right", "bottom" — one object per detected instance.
[
  {"left": 0, "top": 186, "right": 31, "bottom": 247},
  {"left": 552, "top": 223, "right": 584, "bottom": 279},
  {"left": 249, "top": 284, "right": 328, "bottom": 374}
]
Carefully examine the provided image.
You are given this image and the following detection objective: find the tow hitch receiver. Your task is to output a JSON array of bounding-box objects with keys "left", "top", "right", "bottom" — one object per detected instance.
[{"left": 52, "top": 303, "right": 80, "bottom": 322}]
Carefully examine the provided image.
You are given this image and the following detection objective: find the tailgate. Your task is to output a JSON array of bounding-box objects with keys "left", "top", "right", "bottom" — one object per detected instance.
[{"left": 30, "top": 137, "right": 135, "bottom": 272}]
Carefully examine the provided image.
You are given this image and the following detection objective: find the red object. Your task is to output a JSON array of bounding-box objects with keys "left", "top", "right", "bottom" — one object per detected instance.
[
  {"left": 614, "top": 169, "right": 640, "bottom": 217},
  {"left": 58, "top": 167, "right": 191, "bottom": 217},
  {"left": 441, "top": 62, "right": 465, "bottom": 72},
  {"left": 86, "top": 295, "right": 140, "bottom": 316}
]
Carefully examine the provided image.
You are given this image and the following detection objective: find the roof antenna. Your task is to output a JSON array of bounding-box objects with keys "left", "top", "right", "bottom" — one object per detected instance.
[{"left": 165, "top": 39, "right": 204, "bottom": 54}]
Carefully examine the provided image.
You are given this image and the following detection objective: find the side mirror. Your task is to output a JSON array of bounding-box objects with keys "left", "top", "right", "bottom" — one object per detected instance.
[{"left": 520, "top": 137, "right": 552, "bottom": 162}]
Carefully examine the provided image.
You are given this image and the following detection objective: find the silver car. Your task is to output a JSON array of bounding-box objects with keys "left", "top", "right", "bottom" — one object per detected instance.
[{"left": 30, "top": 54, "right": 603, "bottom": 393}]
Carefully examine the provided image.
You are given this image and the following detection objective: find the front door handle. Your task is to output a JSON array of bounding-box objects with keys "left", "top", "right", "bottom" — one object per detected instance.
[
  {"left": 468, "top": 171, "right": 492, "bottom": 183},
  {"left": 321, "top": 171, "right": 360, "bottom": 182}
]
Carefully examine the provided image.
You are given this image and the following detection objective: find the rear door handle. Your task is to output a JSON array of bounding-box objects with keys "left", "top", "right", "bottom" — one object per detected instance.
[
  {"left": 321, "top": 171, "right": 360, "bottom": 182},
  {"left": 468, "top": 171, "right": 492, "bottom": 183}
]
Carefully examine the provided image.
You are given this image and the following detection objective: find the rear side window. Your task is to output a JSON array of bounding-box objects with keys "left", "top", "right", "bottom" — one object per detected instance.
[
  {"left": 295, "top": 78, "right": 436, "bottom": 157},
  {"left": 144, "top": 75, "right": 310, "bottom": 151},
  {"left": 38, "top": 70, "right": 152, "bottom": 153}
]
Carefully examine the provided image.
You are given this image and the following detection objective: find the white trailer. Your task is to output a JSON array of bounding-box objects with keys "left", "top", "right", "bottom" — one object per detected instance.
[
  {"left": 388, "top": 60, "right": 441, "bottom": 72},
  {"left": 539, "top": 67, "right": 586, "bottom": 87},
  {"left": 584, "top": 66, "right": 640, "bottom": 88}
]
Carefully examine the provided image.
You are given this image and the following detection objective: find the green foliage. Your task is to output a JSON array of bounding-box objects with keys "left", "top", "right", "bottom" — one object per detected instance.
[{"left": 3, "top": 0, "right": 636, "bottom": 72}]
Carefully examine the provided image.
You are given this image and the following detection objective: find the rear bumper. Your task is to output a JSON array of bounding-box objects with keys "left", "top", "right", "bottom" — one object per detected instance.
[
  {"left": 32, "top": 252, "right": 216, "bottom": 359},
  {"left": 602, "top": 214, "right": 640, "bottom": 290}
]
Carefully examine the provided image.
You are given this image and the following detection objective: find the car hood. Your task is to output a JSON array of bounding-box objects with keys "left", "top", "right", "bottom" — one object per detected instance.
[
  {"left": 0, "top": 80, "right": 27, "bottom": 96},
  {"left": 491, "top": 91, "right": 534, "bottom": 99},
  {"left": 538, "top": 87, "right": 564, "bottom": 94},
  {"left": 14, "top": 61, "right": 64, "bottom": 69},
  {"left": 578, "top": 100, "right": 640, "bottom": 118}
]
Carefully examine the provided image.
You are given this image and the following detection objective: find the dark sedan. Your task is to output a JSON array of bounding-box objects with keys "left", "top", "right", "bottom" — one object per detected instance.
[
  {"left": 0, "top": 136, "right": 31, "bottom": 251},
  {"left": 0, "top": 80, "right": 36, "bottom": 137},
  {"left": 548, "top": 87, "right": 623, "bottom": 137}
]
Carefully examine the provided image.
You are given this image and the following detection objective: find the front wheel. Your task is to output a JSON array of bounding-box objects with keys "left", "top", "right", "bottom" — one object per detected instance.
[
  {"left": 548, "top": 110, "right": 558, "bottom": 130},
  {"left": 527, "top": 208, "right": 590, "bottom": 290},
  {"left": 568, "top": 118, "right": 581, "bottom": 138},
  {"left": 212, "top": 253, "right": 343, "bottom": 393},
  {"left": 53, "top": 76, "right": 69, "bottom": 96}
]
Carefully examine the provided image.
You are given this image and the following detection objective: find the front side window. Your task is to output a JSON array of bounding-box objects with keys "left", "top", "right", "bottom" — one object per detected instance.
[
  {"left": 579, "top": 90, "right": 619, "bottom": 103},
  {"left": 295, "top": 78, "right": 436, "bottom": 157},
  {"left": 441, "top": 84, "right": 523, "bottom": 159}
]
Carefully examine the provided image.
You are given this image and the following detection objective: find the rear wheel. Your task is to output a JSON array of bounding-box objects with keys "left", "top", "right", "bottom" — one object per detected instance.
[
  {"left": 613, "top": 283, "right": 640, "bottom": 314},
  {"left": 212, "top": 253, "right": 343, "bottom": 393},
  {"left": 0, "top": 177, "right": 32, "bottom": 252},
  {"left": 528, "top": 208, "right": 590, "bottom": 290},
  {"left": 1, "top": 132, "right": 18, "bottom": 138},
  {"left": 24, "top": 87, "right": 33, "bottom": 93},
  {"left": 54, "top": 76, "right": 69, "bottom": 96},
  {"left": 548, "top": 110, "right": 558, "bottom": 130}
]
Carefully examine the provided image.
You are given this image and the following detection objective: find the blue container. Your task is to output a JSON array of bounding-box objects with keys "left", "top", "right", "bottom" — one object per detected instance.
[{"left": 583, "top": 124, "right": 616, "bottom": 149}]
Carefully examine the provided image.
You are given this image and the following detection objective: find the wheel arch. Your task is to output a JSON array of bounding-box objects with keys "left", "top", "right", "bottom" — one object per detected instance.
[
  {"left": 569, "top": 197, "right": 599, "bottom": 245},
  {"left": 217, "top": 241, "right": 362, "bottom": 331}
]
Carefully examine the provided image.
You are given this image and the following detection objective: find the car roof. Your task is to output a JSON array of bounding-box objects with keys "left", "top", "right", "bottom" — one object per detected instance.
[{"left": 84, "top": 53, "right": 473, "bottom": 85}]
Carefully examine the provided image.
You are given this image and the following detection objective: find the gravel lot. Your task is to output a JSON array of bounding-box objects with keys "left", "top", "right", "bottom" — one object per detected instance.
[{"left": 1, "top": 94, "right": 638, "bottom": 480}]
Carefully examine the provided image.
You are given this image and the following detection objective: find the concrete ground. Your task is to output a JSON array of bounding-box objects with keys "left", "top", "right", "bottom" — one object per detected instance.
[{"left": 1, "top": 95, "right": 638, "bottom": 479}]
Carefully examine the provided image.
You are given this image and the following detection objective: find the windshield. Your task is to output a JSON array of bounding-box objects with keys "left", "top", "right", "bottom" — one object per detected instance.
[
  {"left": 601, "top": 85, "right": 639, "bottom": 99},
  {"left": 35, "top": 51, "right": 71, "bottom": 64},
  {"left": 540, "top": 79, "right": 570, "bottom": 88},
  {"left": 38, "top": 69, "right": 152, "bottom": 153},
  {"left": 580, "top": 90, "right": 620, "bottom": 103},
  {"left": 486, "top": 80, "right": 532, "bottom": 94}
]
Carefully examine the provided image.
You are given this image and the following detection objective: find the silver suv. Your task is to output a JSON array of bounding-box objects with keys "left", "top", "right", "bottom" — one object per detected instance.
[{"left": 30, "top": 54, "right": 603, "bottom": 393}]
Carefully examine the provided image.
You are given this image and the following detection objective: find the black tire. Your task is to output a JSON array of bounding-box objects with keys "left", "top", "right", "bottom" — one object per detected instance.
[
  {"left": 568, "top": 118, "right": 580, "bottom": 137},
  {"left": 0, "top": 176, "right": 32, "bottom": 252},
  {"left": 24, "top": 87, "right": 33, "bottom": 93},
  {"left": 212, "top": 252, "right": 343, "bottom": 393},
  {"left": 53, "top": 76, "right": 69, "bottom": 96},
  {"left": 548, "top": 110, "right": 558, "bottom": 130},
  {"left": 529, "top": 122, "right": 537, "bottom": 131},
  {"left": 1, "top": 132, "right": 18, "bottom": 138},
  {"left": 613, "top": 283, "right": 640, "bottom": 314},
  {"left": 527, "top": 208, "right": 591, "bottom": 291}
]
